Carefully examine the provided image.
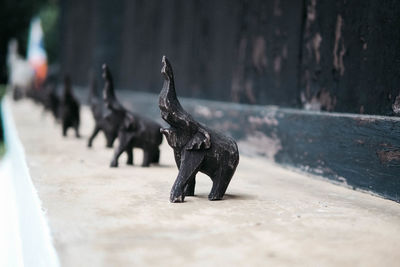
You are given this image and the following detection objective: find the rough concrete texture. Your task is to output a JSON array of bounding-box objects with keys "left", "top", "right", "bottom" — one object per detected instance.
[{"left": 10, "top": 100, "right": 400, "bottom": 267}]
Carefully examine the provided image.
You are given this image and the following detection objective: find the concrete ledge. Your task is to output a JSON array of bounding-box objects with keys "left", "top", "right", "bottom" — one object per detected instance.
[
  {"left": 1, "top": 98, "right": 59, "bottom": 267},
  {"left": 8, "top": 98, "right": 400, "bottom": 266}
]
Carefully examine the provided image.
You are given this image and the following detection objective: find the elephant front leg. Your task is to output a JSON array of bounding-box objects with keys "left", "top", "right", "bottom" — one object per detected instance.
[
  {"left": 74, "top": 123, "right": 80, "bottom": 138},
  {"left": 110, "top": 133, "right": 128, "bottom": 167},
  {"left": 126, "top": 146, "right": 134, "bottom": 165},
  {"left": 106, "top": 136, "right": 115, "bottom": 148},
  {"left": 105, "top": 131, "right": 116, "bottom": 148},
  {"left": 170, "top": 151, "right": 204, "bottom": 203},
  {"left": 88, "top": 125, "right": 100, "bottom": 147}
]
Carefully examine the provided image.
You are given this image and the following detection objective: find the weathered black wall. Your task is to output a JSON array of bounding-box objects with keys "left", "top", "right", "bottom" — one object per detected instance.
[
  {"left": 60, "top": 0, "right": 400, "bottom": 116},
  {"left": 299, "top": 0, "right": 400, "bottom": 115}
]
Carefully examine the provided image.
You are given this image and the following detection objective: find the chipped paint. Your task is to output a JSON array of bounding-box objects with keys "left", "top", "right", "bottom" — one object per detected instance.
[
  {"left": 376, "top": 149, "right": 400, "bottom": 164},
  {"left": 274, "top": 56, "right": 282, "bottom": 74},
  {"left": 282, "top": 44, "right": 288, "bottom": 59},
  {"left": 301, "top": 88, "right": 336, "bottom": 111},
  {"left": 248, "top": 115, "right": 278, "bottom": 126},
  {"left": 193, "top": 106, "right": 224, "bottom": 119},
  {"left": 237, "top": 131, "right": 282, "bottom": 159},
  {"left": 194, "top": 105, "right": 213, "bottom": 119},
  {"left": 245, "top": 79, "right": 256, "bottom": 104},
  {"left": 355, "top": 117, "right": 377, "bottom": 125},
  {"left": 231, "top": 37, "right": 247, "bottom": 102},
  {"left": 337, "top": 176, "right": 349, "bottom": 186},
  {"left": 306, "top": 0, "right": 317, "bottom": 23},
  {"left": 273, "top": 0, "right": 282, "bottom": 17},
  {"left": 313, "top": 33, "right": 322, "bottom": 64},
  {"left": 333, "top": 14, "right": 346, "bottom": 76},
  {"left": 392, "top": 93, "right": 400, "bottom": 115},
  {"left": 252, "top": 36, "right": 268, "bottom": 73}
]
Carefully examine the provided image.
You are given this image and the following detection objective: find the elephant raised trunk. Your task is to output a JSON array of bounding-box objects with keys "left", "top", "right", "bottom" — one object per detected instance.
[
  {"left": 88, "top": 70, "right": 98, "bottom": 103},
  {"left": 102, "top": 64, "right": 124, "bottom": 112}
]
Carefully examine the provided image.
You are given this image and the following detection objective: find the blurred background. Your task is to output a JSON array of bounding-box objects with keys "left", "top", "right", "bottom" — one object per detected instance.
[{"left": 1, "top": 0, "right": 400, "bottom": 115}]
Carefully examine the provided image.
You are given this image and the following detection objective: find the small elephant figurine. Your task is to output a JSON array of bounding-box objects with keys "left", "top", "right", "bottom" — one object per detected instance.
[
  {"left": 159, "top": 56, "right": 239, "bottom": 202},
  {"left": 87, "top": 72, "right": 119, "bottom": 148},
  {"left": 102, "top": 64, "right": 162, "bottom": 167},
  {"left": 46, "top": 83, "right": 60, "bottom": 121},
  {"left": 60, "top": 75, "right": 80, "bottom": 138},
  {"left": 40, "top": 80, "right": 60, "bottom": 121}
]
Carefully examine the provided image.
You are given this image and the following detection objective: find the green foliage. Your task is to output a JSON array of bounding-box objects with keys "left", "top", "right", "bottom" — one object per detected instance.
[
  {"left": 39, "top": 2, "right": 60, "bottom": 64},
  {"left": 0, "top": 84, "right": 5, "bottom": 100},
  {"left": 0, "top": 84, "right": 5, "bottom": 157},
  {"left": 0, "top": 141, "right": 4, "bottom": 158}
]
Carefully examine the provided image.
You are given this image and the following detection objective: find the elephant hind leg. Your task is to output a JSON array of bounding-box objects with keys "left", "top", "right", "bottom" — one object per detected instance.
[
  {"left": 208, "top": 167, "right": 235, "bottom": 201},
  {"left": 151, "top": 147, "right": 160, "bottom": 163},
  {"left": 142, "top": 150, "right": 151, "bottom": 167},
  {"left": 74, "top": 122, "right": 80, "bottom": 138},
  {"left": 105, "top": 132, "right": 116, "bottom": 148},
  {"left": 62, "top": 123, "right": 68, "bottom": 137}
]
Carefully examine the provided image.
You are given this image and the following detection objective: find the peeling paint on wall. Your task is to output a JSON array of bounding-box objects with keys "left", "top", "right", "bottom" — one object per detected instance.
[
  {"left": 273, "top": 0, "right": 282, "bottom": 17},
  {"left": 376, "top": 149, "right": 400, "bottom": 165},
  {"left": 194, "top": 105, "right": 224, "bottom": 119},
  {"left": 237, "top": 131, "right": 282, "bottom": 159},
  {"left": 333, "top": 14, "right": 346, "bottom": 76},
  {"left": 248, "top": 115, "right": 279, "bottom": 126},
  {"left": 301, "top": 88, "right": 336, "bottom": 111},
  {"left": 313, "top": 33, "right": 322, "bottom": 64},
  {"left": 231, "top": 37, "right": 247, "bottom": 103},
  {"left": 307, "top": 0, "right": 317, "bottom": 23},
  {"left": 252, "top": 36, "right": 268, "bottom": 73},
  {"left": 392, "top": 93, "right": 400, "bottom": 115},
  {"left": 274, "top": 56, "right": 282, "bottom": 74},
  {"left": 245, "top": 79, "right": 257, "bottom": 104}
]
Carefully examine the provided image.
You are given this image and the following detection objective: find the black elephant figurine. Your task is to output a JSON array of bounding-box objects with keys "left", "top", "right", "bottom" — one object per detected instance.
[
  {"left": 46, "top": 83, "right": 60, "bottom": 121},
  {"left": 159, "top": 56, "right": 239, "bottom": 203},
  {"left": 38, "top": 80, "right": 60, "bottom": 121},
  {"left": 102, "top": 64, "right": 162, "bottom": 167},
  {"left": 60, "top": 75, "right": 80, "bottom": 138},
  {"left": 87, "top": 71, "right": 118, "bottom": 148}
]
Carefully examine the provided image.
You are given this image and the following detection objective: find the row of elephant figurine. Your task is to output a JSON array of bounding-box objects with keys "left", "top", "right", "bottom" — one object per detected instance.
[{"left": 29, "top": 56, "right": 240, "bottom": 203}]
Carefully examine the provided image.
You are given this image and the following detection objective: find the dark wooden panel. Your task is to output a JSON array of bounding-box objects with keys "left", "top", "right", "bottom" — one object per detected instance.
[
  {"left": 60, "top": 0, "right": 96, "bottom": 84},
  {"left": 60, "top": 0, "right": 304, "bottom": 105},
  {"left": 59, "top": 0, "right": 400, "bottom": 115}
]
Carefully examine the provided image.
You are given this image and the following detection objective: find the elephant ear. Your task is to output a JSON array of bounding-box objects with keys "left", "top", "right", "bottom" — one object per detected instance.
[
  {"left": 185, "top": 128, "right": 211, "bottom": 151},
  {"left": 123, "top": 113, "right": 136, "bottom": 131}
]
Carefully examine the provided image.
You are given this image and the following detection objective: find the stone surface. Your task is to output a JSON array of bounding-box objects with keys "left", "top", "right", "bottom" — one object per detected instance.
[{"left": 10, "top": 99, "right": 400, "bottom": 267}]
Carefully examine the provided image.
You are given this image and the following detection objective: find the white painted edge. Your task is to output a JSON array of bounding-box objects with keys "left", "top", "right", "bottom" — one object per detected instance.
[{"left": 0, "top": 97, "right": 59, "bottom": 267}]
